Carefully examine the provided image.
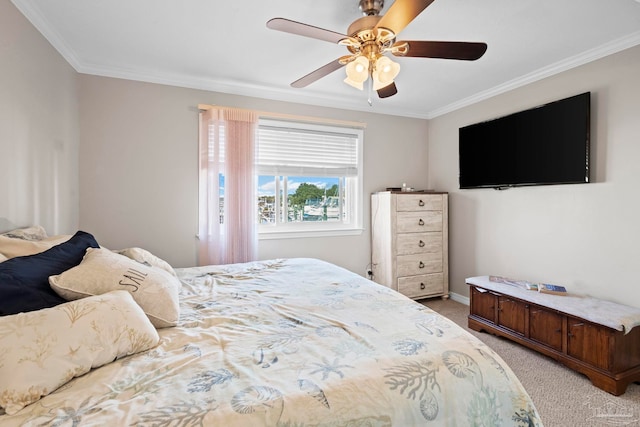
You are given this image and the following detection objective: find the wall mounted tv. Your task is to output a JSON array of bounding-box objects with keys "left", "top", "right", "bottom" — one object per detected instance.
[{"left": 459, "top": 92, "right": 590, "bottom": 189}]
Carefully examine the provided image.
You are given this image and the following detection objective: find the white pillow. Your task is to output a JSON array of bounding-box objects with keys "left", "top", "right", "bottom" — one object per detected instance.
[
  {"left": 114, "top": 247, "right": 177, "bottom": 277},
  {"left": 0, "top": 234, "right": 71, "bottom": 259},
  {"left": 49, "top": 247, "right": 181, "bottom": 328},
  {"left": 0, "top": 291, "right": 159, "bottom": 415},
  {"left": 0, "top": 253, "right": 6, "bottom": 263}
]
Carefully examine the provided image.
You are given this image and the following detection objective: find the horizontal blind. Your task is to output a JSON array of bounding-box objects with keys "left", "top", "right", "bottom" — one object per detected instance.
[{"left": 257, "top": 120, "right": 360, "bottom": 177}]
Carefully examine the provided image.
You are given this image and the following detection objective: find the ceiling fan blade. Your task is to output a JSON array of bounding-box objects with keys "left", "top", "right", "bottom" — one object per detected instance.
[
  {"left": 267, "top": 18, "right": 347, "bottom": 44},
  {"left": 375, "top": 0, "right": 435, "bottom": 35},
  {"left": 393, "top": 40, "right": 488, "bottom": 60},
  {"left": 377, "top": 82, "right": 398, "bottom": 98},
  {"left": 291, "top": 59, "right": 345, "bottom": 88}
]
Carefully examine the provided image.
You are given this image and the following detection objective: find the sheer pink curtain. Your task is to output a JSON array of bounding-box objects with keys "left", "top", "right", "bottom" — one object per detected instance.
[{"left": 198, "top": 107, "right": 258, "bottom": 265}]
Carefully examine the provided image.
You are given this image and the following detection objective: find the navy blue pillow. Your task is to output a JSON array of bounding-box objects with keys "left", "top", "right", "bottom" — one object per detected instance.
[{"left": 0, "top": 230, "right": 99, "bottom": 316}]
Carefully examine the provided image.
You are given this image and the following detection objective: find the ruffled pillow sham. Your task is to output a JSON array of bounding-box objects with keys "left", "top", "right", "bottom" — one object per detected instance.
[
  {"left": 0, "top": 234, "right": 72, "bottom": 260},
  {"left": 0, "top": 225, "right": 48, "bottom": 241}
]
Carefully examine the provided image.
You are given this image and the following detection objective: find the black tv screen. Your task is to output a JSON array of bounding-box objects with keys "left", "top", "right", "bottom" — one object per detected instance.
[{"left": 459, "top": 92, "right": 590, "bottom": 189}]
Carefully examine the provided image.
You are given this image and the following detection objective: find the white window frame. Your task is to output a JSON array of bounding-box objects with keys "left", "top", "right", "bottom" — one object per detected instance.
[{"left": 257, "top": 118, "right": 364, "bottom": 240}]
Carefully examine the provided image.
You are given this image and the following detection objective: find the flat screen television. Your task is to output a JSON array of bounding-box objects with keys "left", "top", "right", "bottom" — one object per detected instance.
[{"left": 458, "top": 92, "right": 590, "bottom": 189}]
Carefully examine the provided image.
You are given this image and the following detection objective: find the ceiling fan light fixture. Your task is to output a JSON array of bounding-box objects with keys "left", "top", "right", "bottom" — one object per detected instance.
[
  {"left": 372, "top": 56, "right": 400, "bottom": 90},
  {"left": 344, "top": 56, "right": 370, "bottom": 90},
  {"left": 267, "top": 0, "right": 487, "bottom": 99}
]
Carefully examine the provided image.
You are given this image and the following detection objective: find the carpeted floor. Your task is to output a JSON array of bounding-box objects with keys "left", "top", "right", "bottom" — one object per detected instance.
[{"left": 422, "top": 298, "right": 640, "bottom": 427}]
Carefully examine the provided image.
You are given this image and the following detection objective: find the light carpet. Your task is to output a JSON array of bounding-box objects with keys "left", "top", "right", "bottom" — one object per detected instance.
[{"left": 423, "top": 298, "right": 640, "bottom": 427}]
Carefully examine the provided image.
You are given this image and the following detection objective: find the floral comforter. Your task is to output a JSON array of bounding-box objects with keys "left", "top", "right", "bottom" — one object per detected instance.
[{"left": 0, "top": 258, "right": 542, "bottom": 426}]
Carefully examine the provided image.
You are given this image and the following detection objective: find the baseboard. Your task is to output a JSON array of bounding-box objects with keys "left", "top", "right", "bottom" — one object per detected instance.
[{"left": 449, "top": 292, "right": 469, "bottom": 306}]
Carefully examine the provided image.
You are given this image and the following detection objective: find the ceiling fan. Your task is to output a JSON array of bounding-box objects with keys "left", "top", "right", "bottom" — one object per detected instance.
[{"left": 267, "top": 0, "right": 487, "bottom": 99}]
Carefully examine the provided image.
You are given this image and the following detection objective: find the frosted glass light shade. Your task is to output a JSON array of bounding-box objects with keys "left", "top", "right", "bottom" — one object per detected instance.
[
  {"left": 344, "top": 56, "right": 370, "bottom": 90},
  {"left": 372, "top": 56, "right": 400, "bottom": 90}
]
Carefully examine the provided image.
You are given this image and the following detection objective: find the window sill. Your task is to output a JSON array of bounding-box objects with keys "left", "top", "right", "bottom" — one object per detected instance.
[{"left": 258, "top": 227, "right": 364, "bottom": 240}]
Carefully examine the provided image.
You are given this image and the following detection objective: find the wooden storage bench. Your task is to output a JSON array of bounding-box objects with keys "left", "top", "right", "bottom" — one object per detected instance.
[{"left": 466, "top": 276, "right": 640, "bottom": 396}]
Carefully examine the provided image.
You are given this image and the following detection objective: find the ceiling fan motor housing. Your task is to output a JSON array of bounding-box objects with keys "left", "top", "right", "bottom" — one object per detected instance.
[
  {"left": 346, "top": 15, "right": 396, "bottom": 57},
  {"left": 347, "top": 16, "right": 381, "bottom": 39},
  {"left": 359, "top": 0, "right": 383, "bottom": 16}
]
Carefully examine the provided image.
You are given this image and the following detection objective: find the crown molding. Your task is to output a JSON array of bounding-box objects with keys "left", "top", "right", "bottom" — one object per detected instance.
[
  {"left": 11, "top": 0, "right": 83, "bottom": 71},
  {"left": 77, "top": 61, "right": 427, "bottom": 119},
  {"left": 425, "top": 31, "right": 640, "bottom": 119}
]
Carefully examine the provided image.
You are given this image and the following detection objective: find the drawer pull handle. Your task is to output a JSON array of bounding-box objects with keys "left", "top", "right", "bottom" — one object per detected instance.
[
  {"left": 420, "top": 282, "right": 426, "bottom": 290},
  {"left": 419, "top": 261, "right": 425, "bottom": 269},
  {"left": 418, "top": 200, "right": 425, "bottom": 207},
  {"left": 418, "top": 240, "right": 425, "bottom": 247},
  {"left": 418, "top": 219, "right": 425, "bottom": 226}
]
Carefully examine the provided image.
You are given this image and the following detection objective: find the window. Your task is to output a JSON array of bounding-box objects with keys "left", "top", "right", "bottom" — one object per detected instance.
[
  {"left": 211, "top": 117, "right": 364, "bottom": 239},
  {"left": 256, "top": 119, "right": 364, "bottom": 238}
]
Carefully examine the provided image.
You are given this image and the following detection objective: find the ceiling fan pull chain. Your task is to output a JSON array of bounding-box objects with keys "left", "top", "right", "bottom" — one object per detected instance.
[{"left": 367, "top": 77, "right": 374, "bottom": 106}]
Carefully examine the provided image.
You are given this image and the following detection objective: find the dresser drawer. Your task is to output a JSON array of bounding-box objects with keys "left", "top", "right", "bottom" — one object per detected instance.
[
  {"left": 396, "top": 232, "right": 443, "bottom": 255},
  {"left": 397, "top": 253, "right": 443, "bottom": 277},
  {"left": 396, "top": 194, "right": 443, "bottom": 212},
  {"left": 398, "top": 273, "right": 445, "bottom": 299},
  {"left": 396, "top": 211, "right": 442, "bottom": 233}
]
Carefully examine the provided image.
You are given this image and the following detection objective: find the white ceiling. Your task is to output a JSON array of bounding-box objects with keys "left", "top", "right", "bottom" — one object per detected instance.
[{"left": 12, "top": 0, "right": 640, "bottom": 119}]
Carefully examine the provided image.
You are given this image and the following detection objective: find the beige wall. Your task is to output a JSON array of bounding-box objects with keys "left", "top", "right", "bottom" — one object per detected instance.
[
  {"left": 0, "top": 0, "right": 79, "bottom": 234},
  {"left": 427, "top": 45, "right": 640, "bottom": 308},
  {"left": 77, "top": 75, "right": 429, "bottom": 273}
]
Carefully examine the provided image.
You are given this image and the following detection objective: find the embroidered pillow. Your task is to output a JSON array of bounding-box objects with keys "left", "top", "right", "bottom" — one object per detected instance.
[
  {"left": 49, "top": 247, "right": 180, "bottom": 328},
  {"left": 0, "top": 291, "right": 159, "bottom": 415},
  {"left": 114, "top": 247, "right": 177, "bottom": 277}
]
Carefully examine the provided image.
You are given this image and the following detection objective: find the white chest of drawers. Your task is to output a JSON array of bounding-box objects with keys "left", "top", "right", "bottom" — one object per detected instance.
[{"left": 371, "top": 191, "right": 449, "bottom": 300}]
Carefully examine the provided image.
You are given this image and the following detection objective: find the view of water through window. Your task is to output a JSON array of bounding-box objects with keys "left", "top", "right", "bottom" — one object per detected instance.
[{"left": 219, "top": 175, "right": 345, "bottom": 224}]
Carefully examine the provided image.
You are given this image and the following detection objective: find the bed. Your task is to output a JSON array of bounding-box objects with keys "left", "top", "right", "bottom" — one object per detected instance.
[{"left": 0, "top": 228, "right": 542, "bottom": 426}]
